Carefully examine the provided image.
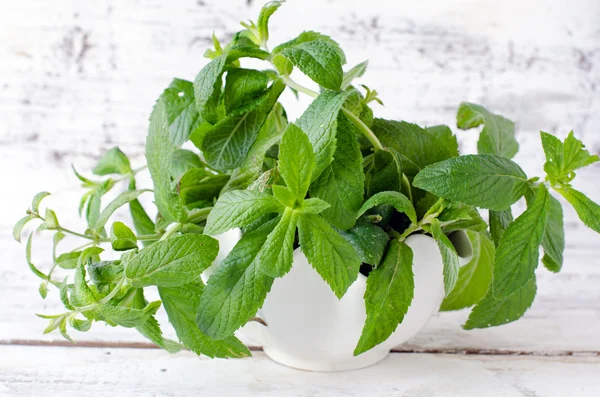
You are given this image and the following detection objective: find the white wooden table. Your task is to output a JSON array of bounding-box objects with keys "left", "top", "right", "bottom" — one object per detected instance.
[{"left": 1, "top": 0, "right": 599, "bottom": 395}]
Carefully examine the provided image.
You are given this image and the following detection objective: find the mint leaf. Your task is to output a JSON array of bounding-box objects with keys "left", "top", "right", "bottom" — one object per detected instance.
[
  {"left": 297, "top": 90, "right": 351, "bottom": 180},
  {"left": 205, "top": 190, "right": 284, "bottom": 235},
  {"left": 297, "top": 213, "right": 361, "bottom": 298},
  {"left": 193, "top": 56, "right": 227, "bottom": 124},
  {"left": 56, "top": 251, "right": 81, "bottom": 270},
  {"left": 357, "top": 191, "right": 417, "bottom": 224},
  {"left": 71, "top": 262, "right": 98, "bottom": 308},
  {"left": 279, "top": 123, "right": 315, "bottom": 199},
  {"left": 372, "top": 119, "right": 459, "bottom": 177},
  {"left": 339, "top": 221, "right": 389, "bottom": 266},
  {"left": 341, "top": 60, "right": 368, "bottom": 90},
  {"left": 310, "top": 114, "right": 364, "bottom": 230},
  {"left": 125, "top": 234, "right": 219, "bottom": 287},
  {"left": 31, "top": 191, "right": 51, "bottom": 213},
  {"left": 171, "top": 149, "right": 204, "bottom": 180},
  {"left": 159, "top": 282, "right": 251, "bottom": 358},
  {"left": 556, "top": 186, "right": 600, "bottom": 233},
  {"left": 200, "top": 80, "right": 285, "bottom": 172},
  {"left": 136, "top": 315, "right": 183, "bottom": 353},
  {"left": 457, "top": 102, "right": 518, "bottom": 159},
  {"left": 110, "top": 221, "right": 138, "bottom": 251},
  {"left": 93, "top": 189, "right": 149, "bottom": 230},
  {"left": 197, "top": 220, "right": 276, "bottom": 339},
  {"left": 178, "top": 171, "right": 229, "bottom": 209},
  {"left": 464, "top": 276, "right": 536, "bottom": 330},
  {"left": 257, "top": 1, "right": 283, "bottom": 43},
  {"left": 541, "top": 131, "right": 599, "bottom": 184},
  {"left": 146, "top": 99, "right": 187, "bottom": 222},
  {"left": 99, "top": 301, "right": 161, "bottom": 328},
  {"left": 298, "top": 198, "right": 330, "bottom": 214},
  {"left": 259, "top": 208, "right": 299, "bottom": 278},
  {"left": 224, "top": 103, "right": 287, "bottom": 192},
  {"left": 441, "top": 231, "right": 494, "bottom": 311},
  {"left": 281, "top": 40, "right": 343, "bottom": 90},
  {"left": 413, "top": 154, "right": 528, "bottom": 211},
  {"left": 492, "top": 184, "right": 550, "bottom": 299},
  {"left": 224, "top": 69, "right": 269, "bottom": 114},
  {"left": 93, "top": 147, "right": 132, "bottom": 176},
  {"left": 541, "top": 195, "right": 565, "bottom": 272},
  {"left": 427, "top": 218, "right": 459, "bottom": 295},
  {"left": 354, "top": 240, "right": 414, "bottom": 356},
  {"left": 128, "top": 178, "right": 156, "bottom": 244},
  {"left": 88, "top": 261, "right": 123, "bottom": 287},
  {"left": 489, "top": 209, "right": 513, "bottom": 247},
  {"left": 272, "top": 185, "right": 296, "bottom": 208},
  {"left": 364, "top": 149, "right": 402, "bottom": 197},
  {"left": 13, "top": 215, "right": 34, "bottom": 243},
  {"left": 160, "top": 79, "right": 203, "bottom": 146},
  {"left": 273, "top": 31, "right": 346, "bottom": 64}
]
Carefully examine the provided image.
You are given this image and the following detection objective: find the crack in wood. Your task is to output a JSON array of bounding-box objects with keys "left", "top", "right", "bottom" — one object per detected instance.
[{"left": 2, "top": 339, "right": 598, "bottom": 356}]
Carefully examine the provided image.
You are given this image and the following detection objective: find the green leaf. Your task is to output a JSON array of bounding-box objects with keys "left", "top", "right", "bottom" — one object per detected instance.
[
  {"left": 259, "top": 208, "right": 299, "bottom": 278},
  {"left": 298, "top": 198, "right": 330, "bottom": 214},
  {"left": 273, "top": 31, "right": 346, "bottom": 64},
  {"left": 178, "top": 170, "right": 229, "bottom": 209},
  {"left": 279, "top": 123, "right": 315, "bottom": 199},
  {"left": 296, "top": 90, "right": 351, "bottom": 180},
  {"left": 56, "top": 251, "right": 81, "bottom": 269},
  {"left": 197, "top": 220, "right": 277, "bottom": 339},
  {"left": 440, "top": 231, "right": 494, "bottom": 311},
  {"left": 59, "top": 277, "right": 74, "bottom": 310},
  {"left": 93, "top": 147, "right": 132, "bottom": 176},
  {"left": 541, "top": 195, "right": 565, "bottom": 272},
  {"left": 372, "top": 119, "right": 459, "bottom": 178},
  {"left": 110, "top": 222, "right": 138, "bottom": 251},
  {"left": 457, "top": 102, "right": 518, "bottom": 159},
  {"left": 160, "top": 79, "right": 203, "bottom": 146},
  {"left": 413, "top": 154, "right": 528, "bottom": 211},
  {"left": 171, "top": 149, "right": 204, "bottom": 180},
  {"left": 555, "top": 186, "right": 600, "bottom": 234},
  {"left": 200, "top": 80, "right": 285, "bottom": 172},
  {"left": 281, "top": 40, "right": 343, "bottom": 90},
  {"left": 205, "top": 190, "right": 284, "bottom": 235},
  {"left": 297, "top": 213, "right": 361, "bottom": 298},
  {"left": 492, "top": 184, "right": 550, "bottom": 299},
  {"left": 339, "top": 221, "right": 389, "bottom": 266},
  {"left": 427, "top": 218, "right": 460, "bottom": 296},
  {"left": 224, "top": 103, "right": 288, "bottom": 192},
  {"left": 125, "top": 234, "right": 219, "bottom": 287},
  {"left": 541, "top": 131, "right": 599, "bottom": 184},
  {"left": 99, "top": 301, "right": 161, "bottom": 328},
  {"left": 71, "top": 262, "right": 98, "bottom": 308},
  {"left": 69, "top": 317, "right": 93, "bottom": 332},
  {"left": 272, "top": 185, "right": 296, "bottom": 208},
  {"left": 364, "top": 149, "right": 402, "bottom": 197},
  {"left": 159, "top": 282, "right": 251, "bottom": 358},
  {"left": 489, "top": 209, "right": 513, "bottom": 247},
  {"left": 13, "top": 215, "right": 33, "bottom": 242},
  {"left": 257, "top": 0, "right": 283, "bottom": 43},
  {"left": 136, "top": 315, "right": 183, "bottom": 353},
  {"left": 357, "top": 191, "right": 417, "bottom": 224},
  {"left": 224, "top": 68, "right": 269, "bottom": 114},
  {"left": 193, "top": 56, "right": 227, "bottom": 124},
  {"left": 31, "top": 191, "right": 51, "bottom": 213},
  {"left": 310, "top": 114, "right": 364, "bottom": 230},
  {"left": 146, "top": 99, "right": 187, "bottom": 223},
  {"left": 128, "top": 179, "right": 155, "bottom": 246},
  {"left": 341, "top": 60, "right": 368, "bottom": 90},
  {"left": 354, "top": 240, "right": 414, "bottom": 356},
  {"left": 464, "top": 276, "right": 537, "bottom": 330},
  {"left": 43, "top": 208, "right": 60, "bottom": 230},
  {"left": 92, "top": 189, "right": 149, "bottom": 230},
  {"left": 25, "top": 234, "right": 50, "bottom": 281},
  {"left": 88, "top": 261, "right": 123, "bottom": 286}
]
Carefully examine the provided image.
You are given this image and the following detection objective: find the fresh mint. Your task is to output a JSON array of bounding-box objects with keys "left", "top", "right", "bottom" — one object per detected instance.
[{"left": 16, "top": 2, "right": 600, "bottom": 359}]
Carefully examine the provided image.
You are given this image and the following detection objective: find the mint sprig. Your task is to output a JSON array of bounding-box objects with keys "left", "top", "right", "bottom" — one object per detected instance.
[{"left": 15, "top": 1, "right": 600, "bottom": 359}]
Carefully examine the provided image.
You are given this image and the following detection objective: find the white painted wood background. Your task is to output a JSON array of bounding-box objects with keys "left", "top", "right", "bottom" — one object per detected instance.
[{"left": 1, "top": 0, "right": 599, "bottom": 395}]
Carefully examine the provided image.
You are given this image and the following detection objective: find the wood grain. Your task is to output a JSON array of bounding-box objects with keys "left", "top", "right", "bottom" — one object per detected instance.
[{"left": 1, "top": 1, "right": 600, "bottom": 393}]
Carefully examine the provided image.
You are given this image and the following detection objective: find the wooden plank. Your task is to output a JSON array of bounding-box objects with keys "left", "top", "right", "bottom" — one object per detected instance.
[{"left": 0, "top": 346, "right": 598, "bottom": 397}]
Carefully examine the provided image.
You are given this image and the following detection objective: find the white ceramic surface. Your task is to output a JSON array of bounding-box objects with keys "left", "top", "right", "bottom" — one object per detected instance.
[{"left": 208, "top": 229, "right": 470, "bottom": 372}]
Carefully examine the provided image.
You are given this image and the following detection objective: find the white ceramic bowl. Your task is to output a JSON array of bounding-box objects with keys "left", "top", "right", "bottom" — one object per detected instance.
[{"left": 206, "top": 229, "right": 469, "bottom": 371}]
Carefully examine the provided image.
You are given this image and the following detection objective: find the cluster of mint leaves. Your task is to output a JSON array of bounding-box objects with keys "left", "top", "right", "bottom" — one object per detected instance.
[{"left": 14, "top": 1, "right": 600, "bottom": 357}]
